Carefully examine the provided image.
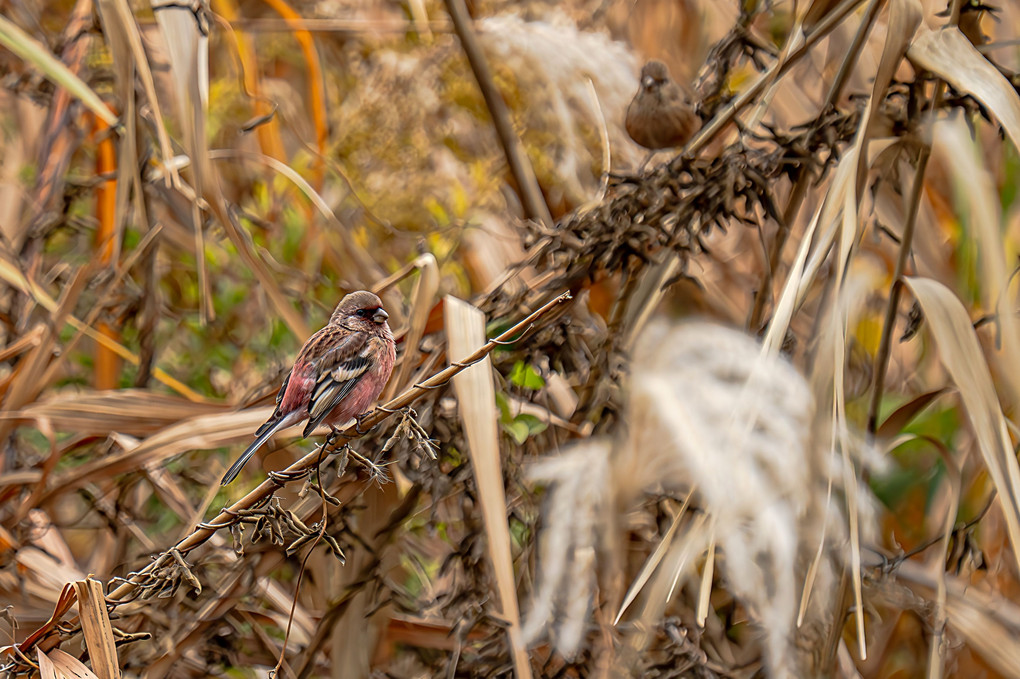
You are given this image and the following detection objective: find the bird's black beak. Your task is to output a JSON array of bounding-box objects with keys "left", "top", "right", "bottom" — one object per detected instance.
[{"left": 373, "top": 308, "right": 389, "bottom": 324}]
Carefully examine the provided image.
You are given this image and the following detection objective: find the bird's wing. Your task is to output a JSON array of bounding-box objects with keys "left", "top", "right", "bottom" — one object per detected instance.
[{"left": 303, "top": 330, "right": 373, "bottom": 435}]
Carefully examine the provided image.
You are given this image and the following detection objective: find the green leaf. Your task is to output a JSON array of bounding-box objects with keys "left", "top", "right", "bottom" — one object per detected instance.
[
  {"left": 503, "top": 419, "right": 530, "bottom": 444},
  {"left": 495, "top": 391, "right": 512, "bottom": 421},
  {"left": 515, "top": 413, "right": 548, "bottom": 437},
  {"left": 509, "top": 360, "right": 545, "bottom": 390},
  {"left": 501, "top": 413, "right": 548, "bottom": 444}
]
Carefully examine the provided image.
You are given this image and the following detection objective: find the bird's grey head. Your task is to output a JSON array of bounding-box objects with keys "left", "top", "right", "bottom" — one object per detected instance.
[
  {"left": 640, "top": 60, "right": 671, "bottom": 91},
  {"left": 331, "top": 290, "right": 389, "bottom": 326}
]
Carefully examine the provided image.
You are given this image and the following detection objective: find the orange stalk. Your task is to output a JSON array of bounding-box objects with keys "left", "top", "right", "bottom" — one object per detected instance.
[
  {"left": 213, "top": 0, "right": 287, "bottom": 162},
  {"left": 93, "top": 115, "right": 121, "bottom": 390},
  {"left": 259, "top": 0, "right": 327, "bottom": 186}
]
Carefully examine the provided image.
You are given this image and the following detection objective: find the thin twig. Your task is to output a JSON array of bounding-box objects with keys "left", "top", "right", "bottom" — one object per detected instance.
[{"left": 105, "top": 291, "right": 571, "bottom": 603}]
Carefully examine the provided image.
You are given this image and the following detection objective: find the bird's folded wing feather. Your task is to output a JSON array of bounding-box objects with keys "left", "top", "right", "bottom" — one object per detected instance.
[{"left": 303, "top": 331, "right": 373, "bottom": 435}]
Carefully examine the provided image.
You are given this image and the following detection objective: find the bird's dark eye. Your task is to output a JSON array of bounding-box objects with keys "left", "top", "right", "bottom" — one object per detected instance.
[{"left": 355, "top": 309, "right": 368, "bottom": 317}]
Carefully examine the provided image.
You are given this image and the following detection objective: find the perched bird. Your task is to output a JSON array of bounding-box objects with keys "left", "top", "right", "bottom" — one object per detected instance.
[
  {"left": 221, "top": 290, "right": 397, "bottom": 485},
  {"left": 625, "top": 60, "right": 700, "bottom": 153}
]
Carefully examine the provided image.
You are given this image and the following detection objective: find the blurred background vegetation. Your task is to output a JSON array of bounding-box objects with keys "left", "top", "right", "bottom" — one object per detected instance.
[{"left": 3, "top": 0, "right": 1020, "bottom": 677}]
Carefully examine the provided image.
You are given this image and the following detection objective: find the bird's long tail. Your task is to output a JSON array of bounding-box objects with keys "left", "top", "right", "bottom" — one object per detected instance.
[{"left": 220, "top": 416, "right": 294, "bottom": 485}]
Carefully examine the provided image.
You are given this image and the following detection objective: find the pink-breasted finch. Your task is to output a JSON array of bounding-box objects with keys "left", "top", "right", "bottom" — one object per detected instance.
[
  {"left": 625, "top": 60, "right": 700, "bottom": 151},
  {"left": 221, "top": 290, "right": 397, "bottom": 485}
]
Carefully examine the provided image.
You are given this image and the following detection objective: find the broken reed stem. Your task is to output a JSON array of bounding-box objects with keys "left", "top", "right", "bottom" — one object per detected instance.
[
  {"left": 104, "top": 291, "right": 572, "bottom": 604},
  {"left": 443, "top": 0, "right": 553, "bottom": 229}
]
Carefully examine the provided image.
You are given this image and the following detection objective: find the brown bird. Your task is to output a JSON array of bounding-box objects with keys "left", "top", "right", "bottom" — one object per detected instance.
[
  {"left": 625, "top": 60, "right": 700, "bottom": 154},
  {"left": 221, "top": 290, "right": 396, "bottom": 485}
]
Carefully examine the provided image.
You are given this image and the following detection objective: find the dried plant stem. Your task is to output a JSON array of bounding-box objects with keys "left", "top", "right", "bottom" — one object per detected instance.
[
  {"left": 868, "top": 1, "right": 966, "bottom": 437},
  {"left": 749, "top": 169, "right": 811, "bottom": 331},
  {"left": 443, "top": 0, "right": 553, "bottom": 229},
  {"left": 94, "top": 115, "right": 121, "bottom": 391},
  {"left": 105, "top": 292, "right": 571, "bottom": 603},
  {"left": 748, "top": 0, "right": 885, "bottom": 331},
  {"left": 683, "top": 0, "right": 869, "bottom": 159},
  {"left": 867, "top": 125, "right": 941, "bottom": 436}
]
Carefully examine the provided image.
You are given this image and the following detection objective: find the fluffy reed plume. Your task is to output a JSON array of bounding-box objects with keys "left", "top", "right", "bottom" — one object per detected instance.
[
  {"left": 523, "top": 439, "right": 611, "bottom": 658},
  {"left": 525, "top": 320, "right": 877, "bottom": 676}
]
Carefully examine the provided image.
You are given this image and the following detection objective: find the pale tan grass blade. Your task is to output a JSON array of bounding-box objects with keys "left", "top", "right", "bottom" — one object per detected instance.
[
  {"left": 946, "top": 602, "right": 1020, "bottom": 679},
  {"left": 696, "top": 533, "right": 715, "bottom": 628},
  {"left": 72, "top": 578, "right": 120, "bottom": 679},
  {"left": 795, "top": 144, "right": 859, "bottom": 309},
  {"left": 37, "top": 648, "right": 57, "bottom": 679},
  {"left": 45, "top": 408, "right": 273, "bottom": 497},
  {"left": 208, "top": 149, "right": 348, "bottom": 233},
  {"left": 827, "top": 273, "right": 872, "bottom": 659},
  {"left": 585, "top": 77, "right": 611, "bottom": 203},
  {"left": 0, "top": 15, "right": 117, "bottom": 126},
  {"left": 902, "top": 276, "right": 1020, "bottom": 572},
  {"left": 504, "top": 395, "right": 580, "bottom": 432},
  {"left": 388, "top": 253, "right": 439, "bottom": 397},
  {"left": 855, "top": 0, "right": 921, "bottom": 186},
  {"left": 613, "top": 492, "right": 690, "bottom": 625},
  {"left": 153, "top": 0, "right": 212, "bottom": 320},
  {"left": 908, "top": 26, "right": 1020, "bottom": 151},
  {"left": 15, "top": 547, "right": 85, "bottom": 604},
  {"left": 46, "top": 648, "right": 100, "bottom": 679},
  {"left": 774, "top": 0, "right": 921, "bottom": 640},
  {"left": 110, "top": 0, "right": 178, "bottom": 187},
  {"left": 12, "top": 390, "right": 228, "bottom": 436},
  {"left": 762, "top": 180, "right": 828, "bottom": 355},
  {"left": 617, "top": 513, "right": 709, "bottom": 659},
  {"left": 933, "top": 115, "right": 1020, "bottom": 412},
  {"left": 778, "top": 0, "right": 919, "bottom": 324},
  {"left": 798, "top": 469, "right": 833, "bottom": 627},
  {"left": 0, "top": 325, "right": 44, "bottom": 362},
  {"left": 742, "top": 3, "right": 806, "bottom": 133},
  {"left": 445, "top": 296, "right": 532, "bottom": 679},
  {"left": 665, "top": 515, "right": 707, "bottom": 604}
]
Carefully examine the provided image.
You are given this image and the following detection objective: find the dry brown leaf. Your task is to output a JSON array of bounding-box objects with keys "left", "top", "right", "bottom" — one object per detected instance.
[
  {"left": 908, "top": 26, "right": 1020, "bottom": 150},
  {"left": 12, "top": 389, "right": 229, "bottom": 436},
  {"left": 932, "top": 115, "right": 1020, "bottom": 415},
  {"left": 72, "top": 578, "right": 120, "bottom": 679},
  {"left": 37, "top": 647, "right": 57, "bottom": 679},
  {"left": 44, "top": 408, "right": 273, "bottom": 498},
  {"left": 47, "top": 648, "right": 101, "bottom": 679},
  {"left": 903, "top": 276, "right": 1020, "bottom": 573}
]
